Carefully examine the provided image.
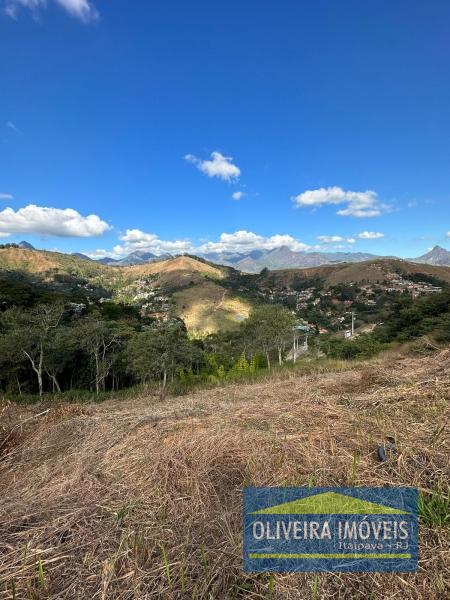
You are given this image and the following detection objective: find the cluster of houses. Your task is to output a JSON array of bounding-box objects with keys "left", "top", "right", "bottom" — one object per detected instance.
[
  {"left": 120, "top": 277, "right": 172, "bottom": 321},
  {"left": 256, "top": 270, "right": 445, "bottom": 340},
  {"left": 115, "top": 269, "right": 444, "bottom": 332},
  {"left": 138, "top": 289, "right": 171, "bottom": 321},
  {"left": 257, "top": 286, "right": 322, "bottom": 311},
  {"left": 381, "top": 273, "right": 443, "bottom": 298}
]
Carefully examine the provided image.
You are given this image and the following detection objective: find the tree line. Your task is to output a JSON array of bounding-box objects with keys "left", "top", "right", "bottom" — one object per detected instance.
[
  {"left": 0, "top": 301, "right": 300, "bottom": 398},
  {"left": 1, "top": 283, "right": 448, "bottom": 399}
]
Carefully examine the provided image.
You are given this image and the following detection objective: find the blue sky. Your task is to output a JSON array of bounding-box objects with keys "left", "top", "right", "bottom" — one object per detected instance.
[{"left": 1, "top": 0, "right": 449, "bottom": 258}]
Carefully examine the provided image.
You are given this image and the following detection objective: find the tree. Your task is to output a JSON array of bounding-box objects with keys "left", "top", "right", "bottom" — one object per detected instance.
[
  {"left": 272, "top": 306, "right": 297, "bottom": 365},
  {"left": 0, "top": 304, "right": 64, "bottom": 397},
  {"left": 44, "top": 325, "right": 79, "bottom": 393},
  {"left": 374, "top": 290, "right": 450, "bottom": 343},
  {"left": 244, "top": 305, "right": 296, "bottom": 368},
  {"left": 203, "top": 329, "right": 246, "bottom": 370},
  {"left": 79, "top": 318, "right": 124, "bottom": 395},
  {"left": 125, "top": 320, "right": 194, "bottom": 397}
]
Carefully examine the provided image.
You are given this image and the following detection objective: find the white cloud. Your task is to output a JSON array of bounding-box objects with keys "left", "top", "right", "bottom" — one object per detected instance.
[
  {"left": 92, "top": 229, "right": 320, "bottom": 259},
  {"left": 0, "top": 193, "right": 14, "bottom": 201},
  {"left": 54, "top": 0, "right": 98, "bottom": 22},
  {"left": 317, "top": 235, "right": 355, "bottom": 244},
  {"left": 4, "top": 0, "right": 99, "bottom": 22},
  {"left": 0, "top": 204, "right": 110, "bottom": 237},
  {"left": 3, "top": 3, "right": 16, "bottom": 17},
  {"left": 185, "top": 151, "right": 241, "bottom": 182},
  {"left": 232, "top": 191, "right": 246, "bottom": 200},
  {"left": 198, "top": 230, "right": 315, "bottom": 254},
  {"left": 114, "top": 229, "right": 194, "bottom": 256},
  {"left": 4, "top": 0, "right": 46, "bottom": 20},
  {"left": 446, "top": 231, "right": 450, "bottom": 239},
  {"left": 357, "top": 231, "right": 385, "bottom": 239},
  {"left": 85, "top": 248, "right": 111, "bottom": 259},
  {"left": 293, "top": 186, "right": 391, "bottom": 217},
  {"left": 6, "top": 120, "right": 20, "bottom": 133}
]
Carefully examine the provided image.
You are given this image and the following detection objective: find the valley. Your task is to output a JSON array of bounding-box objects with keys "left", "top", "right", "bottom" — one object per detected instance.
[{"left": 1, "top": 246, "right": 449, "bottom": 337}]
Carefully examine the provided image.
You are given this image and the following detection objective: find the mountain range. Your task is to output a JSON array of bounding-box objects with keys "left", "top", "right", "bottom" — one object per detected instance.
[
  {"left": 201, "top": 246, "right": 383, "bottom": 272},
  {"left": 410, "top": 245, "right": 450, "bottom": 267},
  {"left": 2, "top": 245, "right": 450, "bottom": 335},
  {"left": 13, "top": 241, "right": 450, "bottom": 271},
  {"left": 97, "top": 250, "right": 172, "bottom": 267}
]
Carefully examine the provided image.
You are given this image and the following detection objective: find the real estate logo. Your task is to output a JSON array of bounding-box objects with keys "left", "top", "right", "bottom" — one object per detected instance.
[{"left": 243, "top": 487, "right": 418, "bottom": 572}]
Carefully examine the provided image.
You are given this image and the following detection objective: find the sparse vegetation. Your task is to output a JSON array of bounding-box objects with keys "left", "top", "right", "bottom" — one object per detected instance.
[
  {"left": 419, "top": 486, "right": 450, "bottom": 528},
  {"left": 0, "top": 348, "right": 448, "bottom": 598}
]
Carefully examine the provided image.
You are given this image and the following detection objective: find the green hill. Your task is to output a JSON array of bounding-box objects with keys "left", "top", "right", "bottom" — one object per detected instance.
[{"left": 0, "top": 248, "right": 251, "bottom": 334}]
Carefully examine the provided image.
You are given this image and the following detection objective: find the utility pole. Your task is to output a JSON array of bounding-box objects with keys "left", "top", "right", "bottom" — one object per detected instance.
[
  {"left": 351, "top": 310, "right": 356, "bottom": 337},
  {"left": 293, "top": 333, "right": 297, "bottom": 363}
]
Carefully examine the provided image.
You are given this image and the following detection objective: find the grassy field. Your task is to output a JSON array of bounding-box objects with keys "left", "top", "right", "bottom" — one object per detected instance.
[
  {"left": 173, "top": 281, "right": 251, "bottom": 335},
  {"left": 0, "top": 347, "right": 448, "bottom": 599}
]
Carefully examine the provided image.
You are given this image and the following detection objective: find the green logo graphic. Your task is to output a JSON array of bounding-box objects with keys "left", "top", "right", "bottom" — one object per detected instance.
[{"left": 250, "top": 491, "right": 409, "bottom": 515}]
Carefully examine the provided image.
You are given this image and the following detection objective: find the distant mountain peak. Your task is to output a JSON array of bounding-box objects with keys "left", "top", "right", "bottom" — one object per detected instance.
[
  {"left": 413, "top": 245, "right": 450, "bottom": 266},
  {"left": 272, "top": 245, "right": 292, "bottom": 252},
  {"left": 200, "top": 246, "right": 379, "bottom": 273},
  {"left": 18, "top": 240, "right": 35, "bottom": 250},
  {"left": 72, "top": 252, "right": 92, "bottom": 261},
  {"left": 127, "top": 250, "right": 157, "bottom": 259},
  {"left": 94, "top": 250, "right": 172, "bottom": 267}
]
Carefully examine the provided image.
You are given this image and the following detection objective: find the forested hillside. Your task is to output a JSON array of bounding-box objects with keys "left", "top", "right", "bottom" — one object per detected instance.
[{"left": 1, "top": 246, "right": 449, "bottom": 399}]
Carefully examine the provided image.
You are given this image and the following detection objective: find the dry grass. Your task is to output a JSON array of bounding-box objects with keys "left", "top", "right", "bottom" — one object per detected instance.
[
  {"left": 261, "top": 259, "right": 450, "bottom": 288},
  {"left": 324, "top": 259, "right": 450, "bottom": 286},
  {"left": 173, "top": 282, "right": 250, "bottom": 335},
  {"left": 126, "top": 256, "right": 224, "bottom": 282},
  {"left": 0, "top": 350, "right": 449, "bottom": 599},
  {"left": 0, "top": 250, "right": 226, "bottom": 304},
  {"left": 0, "top": 249, "right": 59, "bottom": 273}
]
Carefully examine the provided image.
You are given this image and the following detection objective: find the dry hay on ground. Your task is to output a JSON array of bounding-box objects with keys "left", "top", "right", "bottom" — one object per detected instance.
[
  {"left": 0, "top": 350, "right": 449, "bottom": 599},
  {"left": 173, "top": 282, "right": 250, "bottom": 335}
]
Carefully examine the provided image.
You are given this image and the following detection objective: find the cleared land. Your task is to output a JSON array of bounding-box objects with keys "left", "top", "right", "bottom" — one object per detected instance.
[
  {"left": 173, "top": 281, "right": 251, "bottom": 334},
  {"left": 0, "top": 248, "right": 60, "bottom": 273},
  {"left": 0, "top": 348, "right": 448, "bottom": 599}
]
